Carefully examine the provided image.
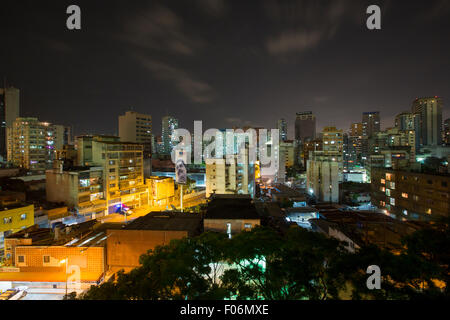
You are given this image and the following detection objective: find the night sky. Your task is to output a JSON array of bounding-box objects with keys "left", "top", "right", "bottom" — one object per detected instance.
[{"left": 1, "top": 0, "right": 449, "bottom": 139}]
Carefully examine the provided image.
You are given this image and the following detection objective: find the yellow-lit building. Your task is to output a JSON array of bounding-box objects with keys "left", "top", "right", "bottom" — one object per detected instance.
[
  {"left": 147, "top": 176, "right": 175, "bottom": 207},
  {"left": 76, "top": 135, "right": 149, "bottom": 214},
  {"left": 322, "top": 126, "right": 344, "bottom": 155},
  {"left": 0, "top": 204, "right": 34, "bottom": 243}
]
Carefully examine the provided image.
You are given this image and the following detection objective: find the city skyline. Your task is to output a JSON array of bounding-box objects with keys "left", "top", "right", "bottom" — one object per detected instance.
[{"left": 1, "top": 0, "right": 449, "bottom": 137}]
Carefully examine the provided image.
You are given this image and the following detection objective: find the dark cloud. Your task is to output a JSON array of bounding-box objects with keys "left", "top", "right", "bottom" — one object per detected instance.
[{"left": 0, "top": 0, "right": 449, "bottom": 137}]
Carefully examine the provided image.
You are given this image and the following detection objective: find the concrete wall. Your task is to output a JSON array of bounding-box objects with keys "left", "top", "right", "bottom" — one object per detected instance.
[
  {"left": 106, "top": 229, "right": 188, "bottom": 272},
  {"left": 13, "top": 246, "right": 105, "bottom": 282}
]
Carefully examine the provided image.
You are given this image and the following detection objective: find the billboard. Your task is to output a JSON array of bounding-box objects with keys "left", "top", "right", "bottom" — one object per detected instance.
[{"left": 175, "top": 150, "right": 187, "bottom": 184}]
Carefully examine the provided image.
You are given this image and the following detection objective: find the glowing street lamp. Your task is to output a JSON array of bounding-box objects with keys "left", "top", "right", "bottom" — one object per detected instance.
[{"left": 59, "top": 257, "right": 68, "bottom": 296}]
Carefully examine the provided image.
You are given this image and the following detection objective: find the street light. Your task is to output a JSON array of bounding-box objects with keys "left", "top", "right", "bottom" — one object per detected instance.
[{"left": 59, "top": 258, "right": 68, "bottom": 296}]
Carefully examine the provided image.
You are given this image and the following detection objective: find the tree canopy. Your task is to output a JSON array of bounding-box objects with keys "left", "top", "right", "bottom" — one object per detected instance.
[{"left": 78, "top": 221, "right": 449, "bottom": 300}]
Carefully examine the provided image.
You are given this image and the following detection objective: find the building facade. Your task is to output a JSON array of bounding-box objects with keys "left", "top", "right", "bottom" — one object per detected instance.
[
  {"left": 0, "top": 87, "right": 20, "bottom": 161},
  {"left": 162, "top": 116, "right": 179, "bottom": 155},
  {"left": 277, "top": 118, "right": 288, "bottom": 142},
  {"left": 371, "top": 167, "right": 449, "bottom": 221},
  {"left": 0, "top": 204, "right": 34, "bottom": 245},
  {"left": 119, "top": 111, "right": 152, "bottom": 157},
  {"left": 412, "top": 97, "right": 443, "bottom": 147},
  {"left": 307, "top": 152, "right": 340, "bottom": 203},
  {"left": 8, "top": 118, "right": 67, "bottom": 174},
  {"left": 362, "top": 112, "right": 381, "bottom": 137}
]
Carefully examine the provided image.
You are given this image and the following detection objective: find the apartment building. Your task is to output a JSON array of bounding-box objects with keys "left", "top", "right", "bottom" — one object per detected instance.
[{"left": 371, "top": 167, "right": 450, "bottom": 221}]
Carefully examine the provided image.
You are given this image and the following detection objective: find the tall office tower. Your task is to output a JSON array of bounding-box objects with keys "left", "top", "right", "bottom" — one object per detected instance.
[
  {"left": 119, "top": 111, "right": 152, "bottom": 157},
  {"left": 295, "top": 111, "right": 316, "bottom": 166},
  {"left": 412, "top": 97, "right": 443, "bottom": 147},
  {"left": 0, "top": 87, "right": 20, "bottom": 161},
  {"left": 295, "top": 111, "right": 316, "bottom": 142},
  {"left": 444, "top": 118, "right": 450, "bottom": 145},
  {"left": 362, "top": 112, "right": 381, "bottom": 137},
  {"left": 8, "top": 118, "right": 65, "bottom": 174},
  {"left": 162, "top": 116, "right": 179, "bottom": 155},
  {"left": 277, "top": 118, "right": 288, "bottom": 142},
  {"left": 346, "top": 123, "right": 364, "bottom": 169}
]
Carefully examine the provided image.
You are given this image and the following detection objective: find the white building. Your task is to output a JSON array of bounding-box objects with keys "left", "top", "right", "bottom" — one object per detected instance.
[{"left": 307, "top": 151, "right": 340, "bottom": 203}]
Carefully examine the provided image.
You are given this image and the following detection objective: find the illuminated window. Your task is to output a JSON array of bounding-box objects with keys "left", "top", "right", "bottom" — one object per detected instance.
[
  {"left": 386, "top": 189, "right": 391, "bottom": 196},
  {"left": 402, "top": 193, "right": 408, "bottom": 199},
  {"left": 390, "top": 198, "right": 395, "bottom": 206},
  {"left": 380, "top": 187, "right": 385, "bottom": 192},
  {"left": 380, "top": 179, "right": 385, "bottom": 185},
  {"left": 244, "top": 223, "right": 252, "bottom": 229},
  {"left": 427, "top": 208, "right": 432, "bottom": 215},
  {"left": 386, "top": 173, "right": 393, "bottom": 181},
  {"left": 390, "top": 182, "right": 395, "bottom": 190},
  {"left": 20, "top": 214, "right": 27, "bottom": 220},
  {"left": 3, "top": 217, "right": 12, "bottom": 224}
]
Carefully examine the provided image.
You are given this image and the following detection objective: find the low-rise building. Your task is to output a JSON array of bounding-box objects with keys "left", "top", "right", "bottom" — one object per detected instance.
[
  {"left": 46, "top": 166, "right": 106, "bottom": 219},
  {"left": 204, "top": 194, "right": 261, "bottom": 238},
  {"left": 1, "top": 221, "right": 113, "bottom": 289},
  {"left": 0, "top": 204, "right": 34, "bottom": 246},
  {"left": 106, "top": 212, "right": 202, "bottom": 273}
]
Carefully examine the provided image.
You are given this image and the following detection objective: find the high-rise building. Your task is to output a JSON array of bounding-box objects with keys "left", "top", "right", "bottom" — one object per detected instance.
[
  {"left": 277, "top": 118, "right": 288, "bottom": 142},
  {"left": 295, "top": 111, "right": 316, "bottom": 142},
  {"left": 295, "top": 111, "right": 316, "bottom": 167},
  {"left": 395, "top": 111, "right": 421, "bottom": 151},
  {"left": 412, "top": 97, "right": 443, "bottom": 147},
  {"left": 345, "top": 123, "right": 364, "bottom": 169},
  {"left": 350, "top": 123, "right": 363, "bottom": 136},
  {"left": 280, "top": 140, "right": 295, "bottom": 169},
  {"left": 76, "top": 135, "right": 148, "bottom": 214},
  {"left": 162, "top": 116, "right": 179, "bottom": 155},
  {"left": 322, "top": 126, "right": 344, "bottom": 155},
  {"left": 362, "top": 112, "right": 381, "bottom": 137},
  {"left": 205, "top": 146, "right": 255, "bottom": 198},
  {"left": 368, "top": 127, "right": 416, "bottom": 162},
  {"left": 8, "top": 118, "right": 66, "bottom": 174},
  {"left": 444, "top": 118, "right": 450, "bottom": 145},
  {"left": 0, "top": 87, "right": 20, "bottom": 160},
  {"left": 119, "top": 111, "right": 152, "bottom": 157},
  {"left": 307, "top": 151, "right": 340, "bottom": 203}
]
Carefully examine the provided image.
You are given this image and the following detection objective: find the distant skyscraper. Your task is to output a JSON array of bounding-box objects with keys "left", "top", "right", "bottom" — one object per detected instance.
[
  {"left": 162, "top": 116, "right": 179, "bottom": 155},
  {"left": 395, "top": 111, "right": 421, "bottom": 151},
  {"left": 295, "top": 112, "right": 316, "bottom": 142},
  {"left": 277, "top": 118, "right": 287, "bottom": 142},
  {"left": 362, "top": 112, "right": 380, "bottom": 137},
  {"left": 119, "top": 111, "right": 152, "bottom": 157},
  {"left": 8, "top": 118, "right": 65, "bottom": 174},
  {"left": 295, "top": 111, "right": 316, "bottom": 166},
  {"left": 412, "top": 97, "right": 443, "bottom": 146},
  {"left": 0, "top": 86, "right": 20, "bottom": 160}
]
